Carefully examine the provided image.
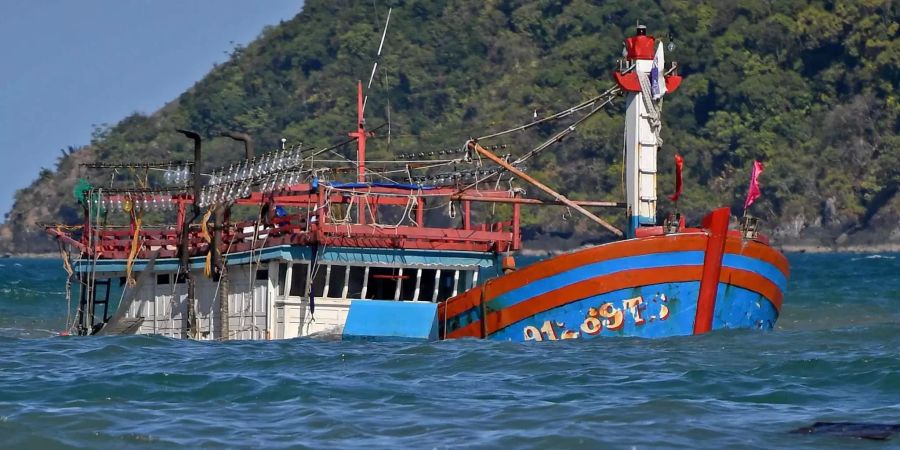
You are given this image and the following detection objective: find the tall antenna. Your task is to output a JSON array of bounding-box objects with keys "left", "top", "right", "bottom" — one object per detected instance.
[{"left": 362, "top": 7, "right": 392, "bottom": 115}]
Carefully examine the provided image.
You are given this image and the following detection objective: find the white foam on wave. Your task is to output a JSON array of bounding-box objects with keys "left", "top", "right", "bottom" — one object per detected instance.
[{"left": 851, "top": 254, "right": 897, "bottom": 261}]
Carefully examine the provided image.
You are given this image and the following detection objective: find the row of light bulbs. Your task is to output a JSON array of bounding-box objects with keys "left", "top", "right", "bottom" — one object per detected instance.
[
  {"left": 88, "top": 194, "right": 180, "bottom": 213},
  {"left": 196, "top": 169, "right": 306, "bottom": 208},
  {"left": 409, "top": 165, "right": 526, "bottom": 184},
  {"left": 163, "top": 165, "right": 192, "bottom": 185},
  {"left": 394, "top": 144, "right": 508, "bottom": 160},
  {"left": 207, "top": 147, "right": 304, "bottom": 186},
  {"left": 194, "top": 148, "right": 306, "bottom": 208}
]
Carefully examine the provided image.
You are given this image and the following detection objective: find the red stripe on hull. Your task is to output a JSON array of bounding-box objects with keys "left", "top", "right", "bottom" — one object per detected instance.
[{"left": 694, "top": 208, "right": 730, "bottom": 334}]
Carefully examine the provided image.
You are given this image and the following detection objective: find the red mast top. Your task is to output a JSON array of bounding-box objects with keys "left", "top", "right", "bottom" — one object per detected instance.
[
  {"left": 624, "top": 25, "right": 655, "bottom": 60},
  {"left": 613, "top": 25, "right": 682, "bottom": 94}
]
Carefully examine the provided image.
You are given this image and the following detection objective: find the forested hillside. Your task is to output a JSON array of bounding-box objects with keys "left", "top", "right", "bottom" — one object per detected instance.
[{"left": 2, "top": 0, "right": 898, "bottom": 253}]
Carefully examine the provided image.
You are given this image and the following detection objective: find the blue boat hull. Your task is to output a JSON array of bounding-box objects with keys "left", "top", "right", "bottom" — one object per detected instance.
[
  {"left": 488, "top": 281, "right": 779, "bottom": 341},
  {"left": 440, "top": 209, "right": 789, "bottom": 341}
]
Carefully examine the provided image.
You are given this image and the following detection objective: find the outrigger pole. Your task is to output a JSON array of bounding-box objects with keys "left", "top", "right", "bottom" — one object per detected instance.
[{"left": 467, "top": 141, "right": 624, "bottom": 237}]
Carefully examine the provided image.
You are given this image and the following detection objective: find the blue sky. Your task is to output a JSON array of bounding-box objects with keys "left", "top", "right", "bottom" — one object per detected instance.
[{"left": 0, "top": 0, "right": 302, "bottom": 221}]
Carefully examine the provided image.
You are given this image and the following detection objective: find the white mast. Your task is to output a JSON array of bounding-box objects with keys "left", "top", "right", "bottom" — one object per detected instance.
[{"left": 616, "top": 25, "right": 677, "bottom": 238}]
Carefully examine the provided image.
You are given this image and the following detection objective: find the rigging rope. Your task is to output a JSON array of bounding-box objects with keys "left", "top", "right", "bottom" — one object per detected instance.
[
  {"left": 457, "top": 88, "right": 619, "bottom": 192},
  {"left": 636, "top": 70, "right": 663, "bottom": 145},
  {"left": 200, "top": 207, "right": 214, "bottom": 277},
  {"left": 476, "top": 86, "right": 620, "bottom": 141}
]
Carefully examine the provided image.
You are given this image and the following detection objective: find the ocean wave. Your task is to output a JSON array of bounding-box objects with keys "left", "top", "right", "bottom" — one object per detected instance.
[
  {"left": 0, "top": 254, "right": 898, "bottom": 448},
  {"left": 851, "top": 254, "right": 897, "bottom": 261}
]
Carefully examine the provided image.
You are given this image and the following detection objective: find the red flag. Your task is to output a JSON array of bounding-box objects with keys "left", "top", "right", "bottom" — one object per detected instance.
[
  {"left": 668, "top": 154, "right": 684, "bottom": 202},
  {"left": 743, "top": 160, "right": 765, "bottom": 211}
]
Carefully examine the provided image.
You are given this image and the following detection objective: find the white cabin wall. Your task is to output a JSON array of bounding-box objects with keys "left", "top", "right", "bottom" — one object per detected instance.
[{"left": 111, "top": 258, "right": 483, "bottom": 340}]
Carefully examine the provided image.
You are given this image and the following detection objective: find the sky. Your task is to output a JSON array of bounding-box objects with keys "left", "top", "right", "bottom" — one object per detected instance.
[{"left": 0, "top": 0, "right": 302, "bottom": 221}]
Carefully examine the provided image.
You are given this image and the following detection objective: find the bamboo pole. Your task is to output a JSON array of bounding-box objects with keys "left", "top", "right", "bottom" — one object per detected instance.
[{"left": 468, "top": 142, "right": 624, "bottom": 237}]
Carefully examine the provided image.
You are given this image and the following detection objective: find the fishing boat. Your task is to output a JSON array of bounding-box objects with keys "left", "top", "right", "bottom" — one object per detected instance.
[{"left": 47, "top": 25, "right": 788, "bottom": 341}]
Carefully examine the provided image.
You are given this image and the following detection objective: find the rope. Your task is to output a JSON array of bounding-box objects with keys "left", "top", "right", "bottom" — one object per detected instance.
[
  {"left": 58, "top": 240, "right": 74, "bottom": 333},
  {"left": 455, "top": 90, "right": 617, "bottom": 193},
  {"left": 199, "top": 208, "right": 214, "bottom": 277},
  {"left": 636, "top": 70, "right": 663, "bottom": 145},
  {"left": 125, "top": 215, "right": 143, "bottom": 287},
  {"left": 476, "top": 86, "right": 619, "bottom": 141}
]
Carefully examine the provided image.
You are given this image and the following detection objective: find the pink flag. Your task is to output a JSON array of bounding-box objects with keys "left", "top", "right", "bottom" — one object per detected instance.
[
  {"left": 668, "top": 154, "right": 684, "bottom": 202},
  {"left": 743, "top": 160, "right": 764, "bottom": 211}
]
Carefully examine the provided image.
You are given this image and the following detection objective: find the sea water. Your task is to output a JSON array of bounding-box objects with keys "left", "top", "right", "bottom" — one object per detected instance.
[{"left": 0, "top": 253, "right": 898, "bottom": 449}]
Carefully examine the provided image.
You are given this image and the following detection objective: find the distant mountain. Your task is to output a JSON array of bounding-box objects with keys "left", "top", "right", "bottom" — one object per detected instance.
[{"left": 2, "top": 0, "right": 898, "bottom": 253}]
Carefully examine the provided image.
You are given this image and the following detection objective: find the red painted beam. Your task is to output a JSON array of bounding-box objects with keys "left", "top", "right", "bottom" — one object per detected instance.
[
  {"left": 318, "top": 223, "right": 512, "bottom": 243},
  {"left": 693, "top": 207, "right": 730, "bottom": 335}
]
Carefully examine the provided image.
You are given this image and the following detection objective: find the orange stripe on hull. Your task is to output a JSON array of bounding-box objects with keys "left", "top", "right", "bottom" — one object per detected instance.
[
  {"left": 724, "top": 237, "right": 790, "bottom": 279},
  {"left": 720, "top": 267, "right": 784, "bottom": 311}
]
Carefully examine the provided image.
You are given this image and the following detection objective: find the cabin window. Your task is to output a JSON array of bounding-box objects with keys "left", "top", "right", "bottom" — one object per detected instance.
[
  {"left": 157, "top": 274, "right": 170, "bottom": 285},
  {"left": 256, "top": 269, "right": 269, "bottom": 281},
  {"left": 437, "top": 270, "right": 456, "bottom": 302},
  {"left": 400, "top": 268, "right": 418, "bottom": 301},
  {"left": 366, "top": 266, "right": 399, "bottom": 300},
  {"left": 419, "top": 269, "right": 438, "bottom": 302},
  {"left": 289, "top": 263, "right": 308, "bottom": 297},
  {"left": 457, "top": 270, "right": 474, "bottom": 294},
  {"left": 175, "top": 273, "right": 187, "bottom": 284},
  {"left": 347, "top": 266, "right": 366, "bottom": 298},
  {"left": 277, "top": 263, "right": 288, "bottom": 296},
  {"left": 327, "top": 265, "right": 347, "bottom": 298},
  {"left": 311, "top": 265, "right": 327, "bottom": 297}
]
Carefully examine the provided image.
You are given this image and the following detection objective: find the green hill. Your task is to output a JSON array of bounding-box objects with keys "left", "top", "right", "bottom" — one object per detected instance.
[{"left": 2, "top": 0, "right": 898, "bottom": 253}]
